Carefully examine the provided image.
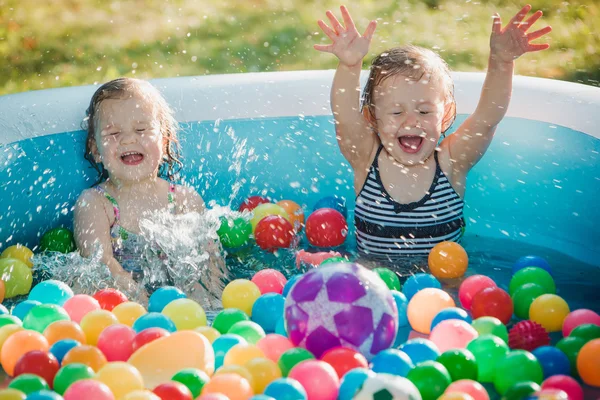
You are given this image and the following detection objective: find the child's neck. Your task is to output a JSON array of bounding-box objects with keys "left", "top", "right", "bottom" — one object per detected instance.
[{"left": 106, "top": 176, "right": 161, "bottom": 195}]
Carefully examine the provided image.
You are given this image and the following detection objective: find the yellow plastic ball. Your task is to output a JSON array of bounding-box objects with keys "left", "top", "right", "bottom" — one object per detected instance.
[
  {"left": 439, "top": 393, "right": 475, "bottom": 400},
  {"left": 223, "top": 343, "right": 265, "bottom": 367},
  {"left": 80, "top": 309, "right": 119, "bottom": 345},
  {"left": 428, "top": 241, "right": 469, "bottom": 279},
  {"left": 529, "top": 294, "right": 570, "bottom": 332},
  {"left": 244, "top": 357, "right": 282, "bottom": 393},
  {"left": 1, "top": 245, "right": 33, "bottom": 268},
  {"left": 0, "top": 389, "right": 25, "bottom": 400},
  {"left": 0, "top": 258, "right": 32, "bottom": 298},
  {"left": 112, "top": 301, "right": 147, "bottom": 327},
  {"left": 96, "top": 362, "right": 145, "bottom": 399},
  {"left": 123, "top": 390, "right": 161, "bottom": 400},
  {"left": 222, "top": 279, "right": 262, "bottom": 316},
  {"left": 0, "top": 325, "right": 24, "bottom": 354},
  {"left": 407, "top": 288, "right": 456, "bottom": 334},
  {"left": 250, "top": 203, "right": 290, "bottom": 231},
  {"left": 195, "top": 326, "right": 221, "bottom": 343},
  {"left": 215, "top": 364, "right": 254, "bottom": 387},
  {"left": 162, "top": 298, "right": 207, "bottom": 330}
]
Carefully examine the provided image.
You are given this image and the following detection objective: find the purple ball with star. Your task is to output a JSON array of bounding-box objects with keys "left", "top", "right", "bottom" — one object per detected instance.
[{"left": 284, "top": 262, "right": 398, "bottom": 360}]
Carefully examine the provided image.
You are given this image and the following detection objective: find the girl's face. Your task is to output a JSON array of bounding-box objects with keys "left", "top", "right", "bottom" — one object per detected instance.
[
  {"left": 93, "top": 93, "right": 164, "bottom": 183},
  {"left": 372, "top": 73, "right": 449, "bottom": 166}
]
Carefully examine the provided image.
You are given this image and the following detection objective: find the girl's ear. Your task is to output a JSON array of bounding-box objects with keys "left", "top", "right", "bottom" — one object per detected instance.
[
  {"left": 90, "top": 138, "right": 102, "bottom": 163},
  {"left": 362, "top": 106, "right": 377, "bottom": 129},
  {"left": 441, "top": 100, "right": 456, "bottom": 133}
]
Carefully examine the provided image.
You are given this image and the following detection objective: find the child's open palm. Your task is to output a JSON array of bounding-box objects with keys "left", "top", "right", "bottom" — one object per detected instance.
[
  {"left": 490, "top": 4, "right": 552, "bottom": 62},
  {"left": 314, "top": 5, "right": 377, "bottom": 67}
]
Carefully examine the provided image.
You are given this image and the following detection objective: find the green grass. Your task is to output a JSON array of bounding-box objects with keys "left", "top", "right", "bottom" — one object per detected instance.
[{"left": 0, "top": 0, "right": 598, "bottom": 96}]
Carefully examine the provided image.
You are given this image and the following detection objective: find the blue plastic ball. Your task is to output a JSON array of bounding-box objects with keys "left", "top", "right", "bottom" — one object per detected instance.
[
  {"left": 49, "top": 339, "right": 80, "bottom": 364},
  {"left": 282, "top": 275, "right": 301, "bottom": 298},
  {"left": 26, "top": 390, "right": 64, "bottom": 399},
  {"left": 338, "top": 368, "right": 374, "bottom": 400},
  {"left": 531, "top": 346, "right": 571, "bottom": 378},
  {"left": 251, "top": 293, "right": 285, "bottom": 333},
  {"left": 399, "top": 338, "right": 440, "bottom": 365},
  {"left": 249, "top": 396, "right": 275, "bottom": 400},
  {"left": 212, "top": 333, "right": 247, "bottom": 369},
  {"left": 275, "top": 317, "right": 288, "bottom": 337},
  {"left": 512, "top": 255, "right": 552, "bottom": 275},
  {"left": 402, "top": 273, "right": 441, "bottom": 301},
  {"left": 28, "top": 280, "right": 74, "bottom": 306},
  {"left": 132, "top": 312, "right": 177, "bottom": 333},
  {"left": 264, "top": 378, "right": 308, "bottom": 400},
  {"left": 391, "top": 290, "right": 408, "bottom": 348},
  {"left": 370, "top": 349, "right": 414, "bottom": 377},
  {"left": 430, "top": 307, "right": 472, "bottom": 331},
  {"left": 313, "top": 196, "right": 347, "bottom": 218},
  {"left": 11, "top": 300, "right": 41, "bottom": 321},
  {"left": 148, "top": 286, "right": 186, "bottom": 313}
]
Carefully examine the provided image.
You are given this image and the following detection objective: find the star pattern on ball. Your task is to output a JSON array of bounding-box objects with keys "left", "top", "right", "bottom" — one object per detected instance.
[{"left": 297, "top": 283, "right": 352, "bottom": 338}]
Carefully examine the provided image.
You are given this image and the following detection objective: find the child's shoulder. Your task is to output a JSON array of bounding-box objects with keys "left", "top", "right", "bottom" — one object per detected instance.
[
  {"left": 75, "top": 186, "right": 105, "bottom": 208},
  {"left": 169, "top": 182, "right": 205, "bottom": 213}
]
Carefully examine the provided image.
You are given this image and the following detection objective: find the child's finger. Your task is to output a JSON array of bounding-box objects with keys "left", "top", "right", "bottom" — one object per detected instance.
[
  {"left": 363, "top": 20, "right": 377, "bottom": 41},
  {"left": 526, "top": 25, "right": 552, "bottom": 41},
  {"left": 326, "top": 10, "right": 345, "bottom": 33},
  {"left": 520, "top": 10, "right": 543, "bottom": 31},
  {"left": 491, "top": 13, "right": 502, "bottom": 34},
  {"left": 527, "top": 43, "right": 550, "bottom": 52},
  {"left": 340, "top": 5, "right": 356, "bottom": 31},
  {"left": 318, "top": 20, "right": 338, "bottom": 41},
  {"left": 314, "top": 44, "right": 334, "bottom": 53},
  {"left": 509, "top": 4, "right": 532, "bottom": 27}
]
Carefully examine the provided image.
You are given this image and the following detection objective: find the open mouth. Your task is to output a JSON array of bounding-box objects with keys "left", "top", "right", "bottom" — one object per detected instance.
[
  {"left": 120, "top": 151, "right": 144, "bottom": 165},
  {"left": 398, "top": 136, "right": 424, "bottom": 154}
]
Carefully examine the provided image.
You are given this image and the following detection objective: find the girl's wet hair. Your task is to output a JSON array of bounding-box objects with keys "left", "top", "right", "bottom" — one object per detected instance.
[
  {"left": 82, "top": 77, "right": 182, "bottom": 185},
  {"left": 361, "top": 45, "right": 457, "bottom": 135}
]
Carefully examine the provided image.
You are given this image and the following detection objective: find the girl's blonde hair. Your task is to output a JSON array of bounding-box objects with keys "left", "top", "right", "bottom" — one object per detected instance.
[
  {"left": 82, "top": 77, "right": 182, "bottom": 184},
  {"left": 361, "top": 45, "right": 457, "bottom": 135}
]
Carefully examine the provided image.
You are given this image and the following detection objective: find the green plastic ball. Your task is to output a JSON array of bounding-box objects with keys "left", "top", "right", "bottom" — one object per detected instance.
[
  {"left": 569, "top": 323, "right": 600, "bottom": 343},
  {"left": 278, "top": 348, "right": 315, "bottom": 377},
  {"left": 217, "top": 217, "right": 252, "bottom": 248},
  {"left": 53, "top": 363, "right": 95, "bottom": 395},
  {"left": 509, "top": 267, "right": 555, "bottom": 296},
  {"left": 373, "top": 267, "right": 401, "bottom": 291},
  {"left": 172, "top": 368, "right": 210, "bottom": 398},
  {"left": 23, "top": 304, "right": 70, "bottom": 333},
  {"left": 212, "top": 308, "right": 250, "bottom": 334},
  {"left": 556, "top": 336, "right": 586, "bottom": 377},
  {"left": 0, "top": 258, "right": 33, "bottom": 298},
  {"left": 512, "top": 283, "right": 546, "bottom": 319},
  {"left": 503, "top": 381, "right": 542, "bottom": 400},
  {"left": 40, "top": 227, "right": 76, "bottom": 254},
  {"left": 0, "top": 315, "right": 23, "bottom": 328},
  {"left": 493, "top": 350, "right": 543, "bottom": 395},
  {"left": 320, "top": 256, "right": 347, "bottom": 265},
  {"left": 406, "top": 361, "right": 451, "bottom": 400},
  {"left": 471, "top": 316, "right": 508, "bottom": 343},
  {"left": 227, "top": 320, "right": 266, "bottom": 345},
  {"left": 436, "top": 348, "right": 478, "bottom": 381},
  {"left": 8, "top": 373, "right": 49, "bottom": 394},
  {"left": 466, "top": 334, "right": 509, "bottom": 382}
]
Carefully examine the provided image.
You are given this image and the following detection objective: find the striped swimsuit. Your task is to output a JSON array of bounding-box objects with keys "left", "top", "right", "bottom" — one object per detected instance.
[{"left": 354, "top": 145, "right": 465, "bottom": 258}]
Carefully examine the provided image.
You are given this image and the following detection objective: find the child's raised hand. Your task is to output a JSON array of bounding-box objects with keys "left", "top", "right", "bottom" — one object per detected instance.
[
  {"left": 490, "top": 5, "right": 552, "bottom": 63},
  {"left": 314, "top": 5, "right": 377, "bottom": 67}
]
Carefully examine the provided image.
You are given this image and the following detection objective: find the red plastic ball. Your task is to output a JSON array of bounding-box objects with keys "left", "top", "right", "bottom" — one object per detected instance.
[
  {"left": 93, "top": 289, "right": 128, "bottom": 311},
  {"left": 471, "top": 286, "right": 513, "bottom": 324},
  {"left": 458, "top": 275, "right": 497, "bottom": 311},
  {"left": 508, "top": 320, "right": 550, "bottom": 351},
  {"left": 132, "top": 327, "right": 171, "bottom": 352},
  {"left": 254, "top": 215, "right": 295, "bottom": 251},
  {"left": 97, "top": 324, "right": 136, "bottom": 361},
  {"left": 153, "top": 381, "right": 193, "bottom": 400},
  {"left": 320, "top": 346, "right": 369, "bottom": 378},
  {"left": 13, "top": 350, "right": 60, "bottom": 388},
  {"left": 239, "top": 196, "right": 270, "bottom": 212},
  {"left": 305, "top": 208, "right": 348, "bottom": 248},
  {"left": 251, "top": 269, "right": 287, "bottom": 294},
  {"left": 542, "top": 375, "right": 583, "bottom": 400}
]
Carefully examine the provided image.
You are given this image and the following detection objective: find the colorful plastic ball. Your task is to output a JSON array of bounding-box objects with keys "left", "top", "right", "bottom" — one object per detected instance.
[
  {"left": 576, "top": 338, "right": 600, "bottom": 387},
  {"left": 529, "top": 294, "right": 570, "bottom": 332},
  {"left": 428, "top": 242, "right": 468, "bottom": 279},
  {"left": 195, "top": 326, "right": 221, "bottom": 344},
  {"left": 403, "top": 273, "right": 442, "bottom": 301},
  {"left": 562, "top": 309, "right": 600, "bottom": 337},
  {"left": 96, "top": 362, "right": 145, "bottom": 399},
  {"left": 407, "top": 288, "right": 455, "bottom": 334},
  {"left": 264, "top": 377, "right": 308, "bottom": 400},
  {"left": 431, "top": 307, "right": 472, "bottom": 331},
  {"left": 1, "top": 244, "right": 34, "bottom": 268},
  {"left": 570, "top": 323, "right": 600, "bottom": 343},
  {"left": 152, "top": 381, "right": 193, "bottom": 400},
  {"left": 49, "top": 339, "right": 80, "bottom": 365},
  {"left": 23, "top": 304, "right": 70, "bottom": 333},
  {"left": 257, "top": 334, "right": 294, "bottom": 362},
  {"left": 532, "top": 389, "right": 570, "bottom": 399},
  {"left": 202, "top": 373, "right": 253, "bottom": 400},
  {"left": 53, "top": 363, "right": 96, "bottom": 395},
  {"left": 438, "top": 393, "right": 475, "bottom": 400},
  {"left": 277, "top": 200, "right": 305, "bottom": 231},
  {"left": 458, "top": 275, "right": 496, "bottom": 311},
  {"left": 400, "top": 338, "right": 440, "bottom": 365},
  {"left": 223, "top": 343, "right": 265, "bottom": 367},
  {"left": 97, "top": 324, "right": 135, "bottom": 362},
  {"left": 0, "top": 258, "right": 32, "bottom": 298},
  {"left": 132, "top": 327, "right": 170, "bottom": 353},
  {"left": 28, "top": 280, "right": 73, "bottom": 307},
  {"left": 212, "top": 334, "right": 248, "bottom": 369},
  {"left": 353, "top": 374, "right": 421, "bottom": 400},
  {"left": 11, "top": 300, "right": 41, "bottom": 321},
  {"left": 1, "top": 330, "right": 49, "bottom": 376},
  {"left": 430, "top": 319, "right": 479, "bottom": 353},
  {"left": 390, "top": 291, "right": 408, "bottom": 345},
  {"left": 470, "top": 316, "right": 508, "bottom": 343},
  {"left": 62, "top": 345, "right": 107, "bottom": 372},
  {"left": 313, "top": 196, "right": 347, "bottom": 218},
  {"left": 337, "top": 369, "right": 373, "bottom": 400},
  {"left": 0, "top": 315, "right": 21, "bottom": 329},
  {"left": 471, "top": 287, "right": 513, "bottom": 325},
  {"left": 251, "top": 293, "right": 285, "bottom": 333},
  {"left": 445, "top": 380, "right": 489, "bottom": 400},
  {"left": 406, "top": 361, "right": 451, "bottom": 400},
  {"left": 213, "top": 309, "right": 250, "bottom": 334},
  {"left": 64, "top": 379, "right": 115, "bottom": 400},
  {"left": 0, "top": 304, "right": 8, "bottom": 315},
  {"left": 8, "top": 374, "right": 48, "bottom": 395},
  {"left": 255, "top": 216, "right": 295, "bottom": 251},
  {"left": 171, "top": 368, "right": 210, "bottom": 398},
  {"left": 320, "top": 347, "right": 368, "bottom": 379},
  {"left": 541, "top": 375, "right": 583, "bottom": 400},
  {"left": 555, "top": 336, "right": 585, "bottom": 377},
  {"left": 0, "top": 389, "right": 26, "bottom": 400},
  {"left": 275, "top": 317, "right": 287, "bottom": 337},
  {"left": 196, "top": 395, "right": 230, "bottom": 400},
  {"left": 278, "top": 348, "right": 315, "bottom": 377},
  {"left": 502, "top": 381, "right": 541, "bottom": 400},
  {"left": 24, "top": 390, "right": 63, "bottom": 400},
  {"left": 319, "top": 257, "right": 347, "bottom": 266},
  {"left": 132, "top": 312, "right": 176, "bottom": 333},
  {"left": 228, "top": 321, "right": 266, "bottom": 345},
  {"left": 282, "top": 275, "right": 301, "bottom": 298},
  {"left": 13, "top": 351, "right": 59, "bottom": 388},
  {"left": 288, "top": 360, "right": 339, "bottom": 400},
  {"left": 512, "top": 255, "right": 552, "bottom": 275},
  {"left": 465, "top": 334, "right": 509, "bottom": 382},
  {"left": 43, "top": 320, "right": 86, "bottom": 345},
  {"left": 373, "top": 268, "right": 401, "bottom": 291},
  {"left": 252, "top": 269, "right": 287, "bottom": 295},
  {"left": 512, "top": 283, "right": 547, "bottom": 320},
  {"left": 509, "top": 267, "right": 556, "bottom": 296},
  {"left": 0, "top": 280, "right": 5, "bottom": 303},
  {"left": 162, "top": 298, "right": 207, "bottom": 330},
  {"left": 436, "top": 349, "right": 478, "bottom": 382},
  {"left": 251, "top": 204, "right": 290, "bottom": 231},
  {"left": 218, "top": 216, "right": 252, "bottom": 248},
  {"left": 244, "top": 357, "right": 282, "bottom": 393},
  {"left": 222, "top": 280, "right": 262, "bottom": 317},
  {"left": 508, "top": 320, "right": 550, "bottom": 352},
  {"left": 40, "top": 227, "right": 75, "bottom": 254},
  {"left": 79, "top": 310, "right": 119, "bottom": 345},
  {"left": 93, "top": 289, "right": 127, "bottom": 311},
  {"left": 62, "top": 294, "right": 100, "bottom": 324},
  {"left": 532, "top": 346, "right": 571, "bottom": 378},
  {"left": 213, "top": 364, "right": 254, "bottom": 387},
  {"left": 371, "top": 349, "right": 414, "bottom": 378},
  {"left": 494, "top": 350, "right": 544, "bottom": 394},
  {"left": 112, "top": 301, "right": 147, "bottom": 327},
  {"left": 239, "top": 196, "right": 271, "bottom": 212},
  {"left": 148, "top": 286, "right": 186, "bottom": 313},
  {"left": 305, "top": 208, "right": 347, "bottom": 248}
]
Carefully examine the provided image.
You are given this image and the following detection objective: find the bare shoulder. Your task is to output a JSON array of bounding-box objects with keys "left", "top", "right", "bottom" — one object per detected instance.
[
  {"left": 74, "top": 188, "right": 114, "bottom": 231},
  {"left": 172, "top": 184, "right": 205, "bottom": 213},
  {"left": 438, "top": 139, "right": 467, "bottom": 198},
  {"left": 75, "top": 188, "right": 107, "bottom": 216}
]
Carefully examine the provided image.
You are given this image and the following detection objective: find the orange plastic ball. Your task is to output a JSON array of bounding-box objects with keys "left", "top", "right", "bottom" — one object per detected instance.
[
  {"left": 214, "top": 365, "right": 254, "bottom": 388},
  {"left": 407, "top": 288, "right": 456, "bottom": 334},
  {"left": 0, "top": 330, "right": 49, "bottom": 376},
  {"left": 224, "top": 344, "right": 265, "bottom": 367},
  {"left": 201, "top": 373, "right": 253, "bottom": 400},
  {"left": 277, "top": 200, "right": 305, "bottom": 231},
  {"left": 62, "top": 344, "right": 108, "bottom": 372},
  {"left": 0, "top": 280, "right": 5, "bottom": 303},
  {"left": 428, "top": 241, "right": 469, "bottom": 279},
  {"left": 44, "top": 320, "right": 87, "bottom": 345},
  {"left": 577, "top": 338, "right": 600, "bottom": 387}
]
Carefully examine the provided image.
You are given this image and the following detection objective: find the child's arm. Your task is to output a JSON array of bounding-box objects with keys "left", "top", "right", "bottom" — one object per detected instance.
[
  {"left": 446, "top": 5, "right": 551, "bottom": 173},
  {"left": 314, "top": 6, "right": 378, "bottom": 170}
]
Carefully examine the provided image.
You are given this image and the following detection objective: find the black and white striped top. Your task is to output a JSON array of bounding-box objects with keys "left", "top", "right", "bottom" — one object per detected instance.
[{"left": 355, "top": 145, "right": 465, "bottom": 258}]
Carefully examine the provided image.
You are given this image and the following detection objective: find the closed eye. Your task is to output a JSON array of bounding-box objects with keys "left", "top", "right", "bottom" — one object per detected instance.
[
  {"left": 419, "top": 111, "right": 431, "bottom": 115},
  {"left": 392, "top": 112, "right": 403, "bottom": 115},
  {"left": 136, "top": 128, "right": 146, "bottom": 132}
]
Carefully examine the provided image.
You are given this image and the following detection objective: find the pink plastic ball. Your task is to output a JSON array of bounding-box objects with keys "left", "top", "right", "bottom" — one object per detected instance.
[
  {"left": 63, "top": 294, "right": 101, "bottom": 324},
  {"left": 257, "top": 334, "right": 294, "bottom": 362},
  {"left": 288, "top": 360, "right": 340, "bottom": 400},
  {"left": 561, "top": 309, "right": 600, "bottom": 337},
  {"left": 458, "top": 275, "right": 497, "bottom": 311},
  {"left": 197, "top": 395, "right": 230, "bottom": 400},
  {"left": 541, "top": 375, "right": 583, "bottom": 400},
  {"left": 430, "top": 319, "right": 479, "bottom": 353},
  {"left": 251, "top": 269, "right": 287, "bottom": 294},
  {"left": 445, "top": 379, "right": 490, "bottom": 400},
  {"left": 64, "top": 379, "right": 115, "bottom": 400},
  {"left": 97, "top": 323, "right": 136, "bottom": 361},
  {"left": 407, "top": 288, "right": 456, "bottom": 334}
]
